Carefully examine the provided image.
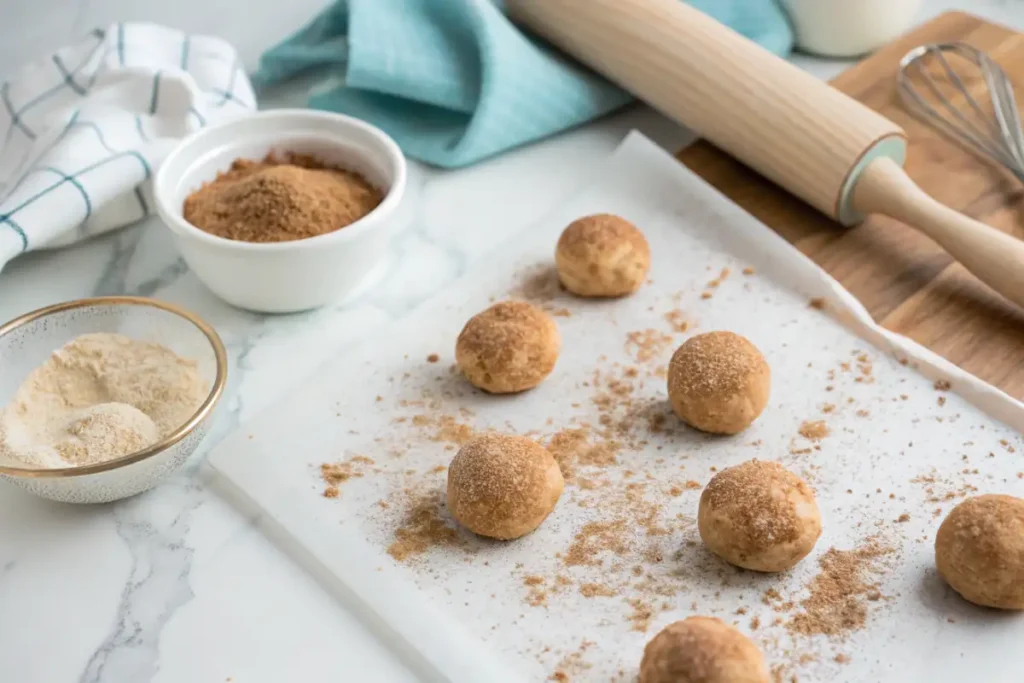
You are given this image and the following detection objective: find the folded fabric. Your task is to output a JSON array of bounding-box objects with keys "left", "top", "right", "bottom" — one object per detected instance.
[
  {"left": 0, "top": 23, "right": 255, "bottom": 270},
  {"left": 253, "top": 0, "right": 793, "bottom": 169}
]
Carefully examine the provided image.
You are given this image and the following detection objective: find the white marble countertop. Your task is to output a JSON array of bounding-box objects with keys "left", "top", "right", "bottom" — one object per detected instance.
[{"left": 1, "top": 1, "right": 1021, "bottom": 681}]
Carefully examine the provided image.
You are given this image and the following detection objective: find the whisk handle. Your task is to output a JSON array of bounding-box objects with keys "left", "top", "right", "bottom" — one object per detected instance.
[{"left": 853, "top": 158, "right": 1024, "bottom": 310}]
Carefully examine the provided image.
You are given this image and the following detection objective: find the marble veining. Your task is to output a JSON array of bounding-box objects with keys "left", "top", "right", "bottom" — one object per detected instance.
[
  {"left": 81, "top": 496, "right": 199, "bottom": 683},
  {"left": 0, "top": 1, "right": 1021, "bottom": 681}
]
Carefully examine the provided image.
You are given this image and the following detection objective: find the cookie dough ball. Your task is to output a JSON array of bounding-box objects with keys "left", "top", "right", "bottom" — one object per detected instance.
[
  {"left": 640, "top": 617, "right": 769, "bottom": 683},
  {"left": 555, "top": 214, "right": 650, "bottom": 297},
  {"left": 698, "top": 460, "right": 821, "bottom": 572},
  {"left": 935, "top": 494, "right": 1024, "bottom": 609},
  {"left": 456, "top": 301, "right": 560, "bottom": 393},
  {"left": 447, "top": 434, "right": 564, "bottom": 540},
  {"left": 667, "top": 331, "right": 770, "bottom": 435}
]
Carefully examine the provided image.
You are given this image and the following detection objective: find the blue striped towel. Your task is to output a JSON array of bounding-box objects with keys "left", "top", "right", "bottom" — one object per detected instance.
[
  {"left": 0, "top": 23, "right": 255, "bottom": 270},
  {"left": 253, "top": 0, "right": 793, "bottom": 168}
]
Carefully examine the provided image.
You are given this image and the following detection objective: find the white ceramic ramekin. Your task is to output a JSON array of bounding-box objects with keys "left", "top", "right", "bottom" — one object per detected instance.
[{"left": 155, "top": 110, "right": 407, "bottom": 313}]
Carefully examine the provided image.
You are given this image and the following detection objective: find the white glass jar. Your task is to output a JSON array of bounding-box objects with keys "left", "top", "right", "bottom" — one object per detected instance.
[{"left": 780, "top": 0, "right": 926, "bottom": 57}]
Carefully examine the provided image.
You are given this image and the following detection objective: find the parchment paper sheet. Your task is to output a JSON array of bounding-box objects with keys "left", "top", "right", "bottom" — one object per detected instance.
[{"left": 209, "top": 133, "right": 1024, "bottom": 683}]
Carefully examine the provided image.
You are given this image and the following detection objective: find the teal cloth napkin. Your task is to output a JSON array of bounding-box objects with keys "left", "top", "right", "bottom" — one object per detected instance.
[{"left": 254, "top": 0, "right": 793, "bottom": 168}]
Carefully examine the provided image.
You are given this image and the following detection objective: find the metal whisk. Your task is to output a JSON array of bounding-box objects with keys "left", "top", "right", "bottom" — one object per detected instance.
[{"left": 898, "top": 42, "right": 1024, "bottom": 183}]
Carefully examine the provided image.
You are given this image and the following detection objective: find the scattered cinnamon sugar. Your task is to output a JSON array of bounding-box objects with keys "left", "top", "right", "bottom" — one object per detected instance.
[
  {"left": 387, "top": 490, "right": 459, "bottom": 562},
  {"left": 771, "top": 662, "right": 802, "bottom": 683},
  {"left": 934, "top": 379, "right": 952, "bottom": 391},
  {"left": 808, "top": 297, "right": 827, "bottom": 310},
  {"left": 524, "top": 575, "right": 549, "bottom": 607},
  {"left": 625, "top": 597, "right": 659, "bottom": 632},
  {"left": 821, "top": 403, "right": 835, "bottom": 413},
  {"left": 545, "top": 428, "right": 586, "bottom": 481},
  {"left": 319, "top": 455, "right": 376, "bottom": 497},
  {"left": 763, "top": 588, "right": 794, "bottom": 612},
  {"left": 911, "top": 469, "right": 979, "bottom": 503},
  {"left": 787, "top": 539, "right": 893, "bottom": 637},
  {"left": 896, "top": 513, "right": 910, "bottom": 523},
  {"left": 742, "top": 267, "right": 755, "bottom": 275},
  {"left": 705, "top": 267, "right": 731, "bottom": 289},
  {"left": 684, "top": 480, "right": 701, "bottom": 490},
  {"left": 834, "top": 654, "right": 851, "bottom": 664},
  {"left": 700, "top": 291, "right": 713, "bottom": 300},
  {"left": 545, "top": 428, "right": 619, "bottom": 482},
  {"left": 579, "top": 441, "right": 617, "bottom": 467},
  {"left": 625, "top": 329, "right": 674, "bottom": 364},
  {"left": 579, "top": 582, "right": 618, "bottom": 598},
  {"left": 624, "top": 482, "right": 672, "bottom": 537},
  {"left": 663, "top": 309, "right": 689, "bottom": 333},
  {"left": 549, "top": 640, "right": 594, "bottom": 681},
  {"left": 750, "top": 616, "right": 761, "bottom": 630},
  {"left": 564, "top": 520, "right": 629, "bottom": 566},
  {"left": 421, "top": 414, "right": 479, "bottom": 447},
  {"left": 584, "top": 361, "right": 671, "bottom": 453},
  {"left": 798, "top": 420, "right": 829, "bottom": 441},
  {"left": 426, "top": 353, "right": 439, "bottom": 363}
]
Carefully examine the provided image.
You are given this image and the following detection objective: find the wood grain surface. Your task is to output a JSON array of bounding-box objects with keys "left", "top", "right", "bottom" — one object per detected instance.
[{"left": 678, "top": 12, "right": 1024, "bottom": 399}]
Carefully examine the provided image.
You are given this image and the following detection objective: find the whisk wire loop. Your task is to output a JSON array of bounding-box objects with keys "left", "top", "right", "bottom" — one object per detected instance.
[{"left": 898, "top": 42, "right": 1024, "bottom": 183}]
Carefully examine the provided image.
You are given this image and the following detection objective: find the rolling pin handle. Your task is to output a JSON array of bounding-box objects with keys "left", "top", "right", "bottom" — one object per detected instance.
[{"left": 852, "top": 157, "right": 1024, "bottom": 310}]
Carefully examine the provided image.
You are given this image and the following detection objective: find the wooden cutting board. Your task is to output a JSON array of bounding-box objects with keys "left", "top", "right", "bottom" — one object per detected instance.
[{"left": 679, "top": 11, "right": 1024, "bottom": 399}]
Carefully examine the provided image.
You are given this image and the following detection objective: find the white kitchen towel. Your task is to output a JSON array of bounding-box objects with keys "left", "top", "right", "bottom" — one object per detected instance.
[{"left": 0, "top": 23, "right": 256, "bottom": 270}]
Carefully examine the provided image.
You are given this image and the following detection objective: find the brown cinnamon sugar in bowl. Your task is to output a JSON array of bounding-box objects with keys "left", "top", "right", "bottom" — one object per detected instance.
[{"left": 182, "top": 153, "right": 383, "bottom": 243}]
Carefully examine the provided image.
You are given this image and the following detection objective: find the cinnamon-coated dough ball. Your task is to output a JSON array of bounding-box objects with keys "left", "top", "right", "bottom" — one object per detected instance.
[
  {"left": 935, "top": 494, "right": 1024, "bottom": 609},
  {"left": 698, "top": 460, "right": 821, "bottom": 572},
  {"left": 555, "top": 214, "right": 650, "bottom": 297},
  {"left": 447, "top": 434, "right": 564, "bottom": 540},
  {"left": 667, "top": 331, "right": 770, "bottom": 435},
  {"left": 455, "top": 301, "right": 560, "bottom": 393},
  {"left": 640, "top": 617, "right": 769, "bottom": 683}
]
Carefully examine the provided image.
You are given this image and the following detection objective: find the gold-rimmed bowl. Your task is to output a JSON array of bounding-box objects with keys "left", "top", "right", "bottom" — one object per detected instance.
[{"left": 0, "top": 297, "right": 227, "bottom": 503}]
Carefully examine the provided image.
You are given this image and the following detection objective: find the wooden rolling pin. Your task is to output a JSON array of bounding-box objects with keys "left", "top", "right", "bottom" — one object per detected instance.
[{"left": 506, "top": 0, "right": 1024, "bottom": 310}]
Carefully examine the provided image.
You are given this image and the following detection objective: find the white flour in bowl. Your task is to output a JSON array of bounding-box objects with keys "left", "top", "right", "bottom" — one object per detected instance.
[{"left": 0, "top": 333, "right": 209, "bottom": 468}]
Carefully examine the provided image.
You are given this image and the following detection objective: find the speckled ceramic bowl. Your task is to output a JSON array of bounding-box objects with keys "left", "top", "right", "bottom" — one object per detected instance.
[{"left": 0, "top": 297, "right": 227, "bottom": 503}]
